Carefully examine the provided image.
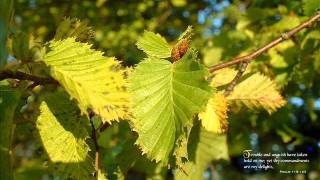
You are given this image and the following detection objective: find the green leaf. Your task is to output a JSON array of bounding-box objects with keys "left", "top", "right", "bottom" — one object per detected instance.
[
  {"left": 270, "top": 16, "right": 300, "bottom": 32},
  {"left": 175, "top": 126, "right": 229, "bottom": 180},
  {"left": 136, "top": 31, "right": 171, "bottom": 58},
  {"left": 202, "top": 47, "right": 223, "bottom": 67},
  {"left": 172, "top": 124, "right": 192, "bottom": 167},
  {"left": 0, "top": 84, "right": 24, "bottom": 180},
  {"left": 171, "top": 0, "right": 187, "bottom": 7},
  {"left": 301, "top": 30, "right": 320, "bottom": 48},
  {"left": 303, "top": 0, "right": 320, "bottom": 16},
  {"left": 43, "top": 38, "right": 130, "bottom": 122},
  {"left": 117, "top": 138, "right": 167, "bottom": 179},
  {"left": 97, "top": 169, "right": 108, "bottom": 180},
  {"left": 177, "top": 26, "right": 193, "bottom": 41},
  {"left": 268, "top": 41, "right": 294, "bottom": 68},
  {"left": 36, "top": 91, "right": 94, "bottom": 179},
  {"left": 54, "top": 17, "right": 95, "bottom": 42},
  {"left": 117, "top": 138, "right": 141, "bottom": 174},
  {"left": 129, "top": 49, "right": 213, "bottom": 163},
  {"left": 277, "top": 125, "right": 304, "bottom": 145},
  {"left": 268, "top": 48, "right": 288, "bottom": 68},
  {"left": 12, "top": 32, "right": 30, "bottom": 62}
]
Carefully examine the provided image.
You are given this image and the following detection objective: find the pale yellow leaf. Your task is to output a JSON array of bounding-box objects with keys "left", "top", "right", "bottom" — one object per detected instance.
[
  {"left": 210, "top": 68, "right": 237, "bottom": 88},
  {"left": 43, "top": 38, "right": 131, "bottom": 122},
  {"left": 199, "top": 92, "right": 228, "bottom": 134},
  {"left": 227, "top": 73, "right": 286, "bottom": 114}
]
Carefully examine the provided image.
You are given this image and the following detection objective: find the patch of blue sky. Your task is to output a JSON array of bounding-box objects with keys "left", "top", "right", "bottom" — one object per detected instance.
[
  {"left": 314, "top": 98, "right": 320, "bottom": 110},
  {"left": 213, "top": 17, "right": 223, "bottom": 27},
  {"left": 198, "top": 0, "right": 230, "bottom": 37},
  {"left": 289, "top": 97, "right": 304, "bottom": 107}
]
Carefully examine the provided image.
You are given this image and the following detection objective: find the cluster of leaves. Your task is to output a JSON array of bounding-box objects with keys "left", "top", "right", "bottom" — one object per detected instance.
[
  {"left": 0, "top": 14, "right": 287, "bottom": 179},
  {"left": 203, "top": 1, "right": 320, "bottom": 178},
  {"left": 2, "top": 18, "right": 131, "bottom": 179},
  {"left": 13, "top": 0, "right": 209, "bottom": 65},
  {"left": 130, "top": 29, "right": 285, "bottom": 167},
  {"left": 2, "top": 0, "right": 320, "bottom": 179}
]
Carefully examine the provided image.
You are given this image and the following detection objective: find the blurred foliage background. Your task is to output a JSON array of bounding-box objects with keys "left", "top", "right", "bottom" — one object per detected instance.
[{"left": 7, "top": 0, "right": 320, "bottom": 179}]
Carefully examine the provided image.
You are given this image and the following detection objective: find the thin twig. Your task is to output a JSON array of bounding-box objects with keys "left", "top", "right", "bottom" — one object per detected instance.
[
  {"left": 209, "top": 12, "right": 320, "bottom": 73},
  {"left": 99, "top": 122, "right": 110, "bottom": 133},
  {"left": 89, "top": 112, "right": 100, "bottom": 175},
  {"left": 0, "top": 70, "right": 58, "bottom": 85},
  {"left": 157, "top": 10, "right": 172, "bottom": 26}
]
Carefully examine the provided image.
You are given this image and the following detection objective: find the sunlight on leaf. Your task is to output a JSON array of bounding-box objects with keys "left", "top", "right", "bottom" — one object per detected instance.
[
  {"left": 136, "top": 31, "right": 171, "bottom": 58},
  {"left": 210, "top": 68, "right": 238, "bottom": 88},
  {"left": 54, "top": 17, "right": 95, "bottom": 42},
  {"left": 36, "top": 91, "right": 94, "bottom": 179},
  {"left": 43, "top": 38, "right": 131, "bottom": 122},
  {"left": 199, "top": 92, "right": 228, "bottom": 134},
  {"left": 129, "top": 49, "right": 213, "bottom": 163},
  {"left": 227, "top": 73, "right": 286, "bottom": 114}
]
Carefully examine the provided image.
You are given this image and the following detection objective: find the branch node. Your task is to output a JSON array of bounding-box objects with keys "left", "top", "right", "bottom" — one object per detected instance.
[
  {"left": 224, "top": 62, "right": 249, "bottom": 96},
  {"left": 281, "top": 32, "right": 290, "bottom": 40}
]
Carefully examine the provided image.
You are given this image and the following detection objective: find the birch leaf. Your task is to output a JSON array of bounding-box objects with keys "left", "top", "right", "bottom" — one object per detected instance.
[
  {"left": 36, "top": 91, "right": 94, "bottom": 179},
  {"left": 199, "top": 92, "right": 228, "bottom": 134},
  {"left": 227, "top": 73, "right": 286, "bottom": 114},
  {"left": 43, "top": 38, "right": 130, "bottom": 122},
  {"left": 129, "top": 49, "right": 212, "bottom": 162},
  {"left": 136, "top": 31, "right": 171, "bottom": 58}
]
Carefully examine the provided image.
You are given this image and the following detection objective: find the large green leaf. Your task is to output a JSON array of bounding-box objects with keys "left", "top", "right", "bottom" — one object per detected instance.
[
  {"left": 136, "top": 31, "right": 171, "bottom": 58},
  {"left": 175, "top": 126, "right": 229, "bottom": 180},
  {"left": 129, "top": 49, "right": 213, "bottom": 162},
  {"left": 36, "top": 91, "right": 94, "bottom": 179},
  {"left": 0, "top": 84, "right": 24, "bottom": 180},
  {"left": 43, "top": 38, "right": 130, "bottom": 122}
]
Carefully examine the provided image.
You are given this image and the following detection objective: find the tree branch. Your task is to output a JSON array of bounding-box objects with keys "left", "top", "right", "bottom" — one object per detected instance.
[
  {"left": 0, "top": 70, "right": 58, "bottom": 85},
  {"left": 209, "top": 12, "right": 320, "bottom": 73},
  {"left": 210, "top": 12, "right": 320, "bottom": 96}
]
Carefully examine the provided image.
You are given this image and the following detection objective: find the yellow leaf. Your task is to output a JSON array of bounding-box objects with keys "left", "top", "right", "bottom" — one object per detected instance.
[
  {"left": 227, "top": 73, "right": 286, "bottom": 114},
  {"left": 210, "top": 68, "right": 237, "bottom": 88},
  {"left": 43, "top": 38, "right": 131, "bottom": 122},
  {"left": 199, "top": 93, "right": 228, "bottom": 134}
]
